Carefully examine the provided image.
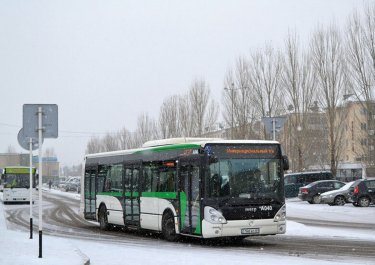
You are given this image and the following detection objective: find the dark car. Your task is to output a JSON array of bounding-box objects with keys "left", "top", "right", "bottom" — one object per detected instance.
[
  {"left": 284, "top": 171, "right": 334, "bottom": 198},
  {"left": 351, "top": 179, "right": 375, "bottom": 207},
  {"left": 298, "top": 180, "right": 346, "bottom": 204}
]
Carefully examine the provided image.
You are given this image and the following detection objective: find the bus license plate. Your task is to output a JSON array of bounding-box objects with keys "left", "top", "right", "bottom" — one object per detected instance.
[{"left": 241, "top": 228, "right": 259, "bottom": 235}]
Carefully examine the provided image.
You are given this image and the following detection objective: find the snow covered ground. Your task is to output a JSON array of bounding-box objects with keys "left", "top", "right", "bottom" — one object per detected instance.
[{"left": 0, "top": 190, "right": 374, "bottom": 265}]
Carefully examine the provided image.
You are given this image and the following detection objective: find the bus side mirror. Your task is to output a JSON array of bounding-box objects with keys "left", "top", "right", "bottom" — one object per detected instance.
[{"left": 282, "top": 155, "right": 289, "bottom": 171}]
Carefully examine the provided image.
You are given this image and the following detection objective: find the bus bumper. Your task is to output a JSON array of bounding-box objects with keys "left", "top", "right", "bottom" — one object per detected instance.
[{"left": 201, "top": 219, "right": 286, "bottom": 238}]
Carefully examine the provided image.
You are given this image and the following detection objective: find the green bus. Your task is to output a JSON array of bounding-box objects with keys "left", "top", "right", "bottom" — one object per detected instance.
[{"left": 80, "top": 138, "right": 289, "bottom": 241}]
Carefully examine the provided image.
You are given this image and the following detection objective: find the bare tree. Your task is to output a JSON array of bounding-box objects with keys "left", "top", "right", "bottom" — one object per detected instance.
[
  {"left": 346, "top": 6, "right": 375, "bottom": 167},
  {"left": 246, "top": 45, "right": 284, "bottom": 140},
  {"left": 134, "top": 113, "right": 158, "bottom": 147},
  {"left": 118, "top": 127, "right": 134, "bottom": 150},
  {"left": 86, "top": 136, "right": 103, "bottom": 154},
  {"left": 311, "top": 24, "right": 347, "bottom": 176},
  {"left": 223, "top": 57, "right": 255, "bottom": 139},
  {"left": 282, "top": 31, "right": 317, "bottom": 171},
  {"left": 251, "top": 45, "right": 284, "bottom": 119},
  {"left": 102, "top": 133, "right": 120, "bottom": 152},
  {"left": 178, "top": 94, "right": 194, "bottom": 137},
  {"left": 188, "top": 79, "right": 218, "bottom": 136},
  {"left": 6, "top": 145, "right": 16, "bottom": 153},
  {"left": 159, "top": 95, "right": 180, "bottom": 138}
]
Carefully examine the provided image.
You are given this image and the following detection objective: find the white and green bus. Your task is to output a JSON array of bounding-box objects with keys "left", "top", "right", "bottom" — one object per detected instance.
[
  {"left": 1, "top": 166, "right": 36, "bottom": 203},
  {"left": 80, "top": 138, "right": 289, "bottom": 241}
]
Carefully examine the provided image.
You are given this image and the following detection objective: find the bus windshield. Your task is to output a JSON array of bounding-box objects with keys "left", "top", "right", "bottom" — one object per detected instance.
[
  {"left": 206, "top": 158, "right": 283, "bottom": 204},
  {"left": 4, "top": 174, "right": 32, "bottom": 188}
]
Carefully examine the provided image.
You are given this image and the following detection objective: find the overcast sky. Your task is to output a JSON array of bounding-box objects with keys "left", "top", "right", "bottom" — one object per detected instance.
[{"left": 0, "top": 0, "right": 365, "bottom": 167}]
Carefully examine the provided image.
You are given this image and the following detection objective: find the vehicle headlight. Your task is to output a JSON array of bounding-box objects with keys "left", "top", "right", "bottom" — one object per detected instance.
[
  {"left": 274, "top": 205, "right": 286, "bottom": 222},
  {"left": 204, "top": 206, "right": 227, "bottom": 224}
]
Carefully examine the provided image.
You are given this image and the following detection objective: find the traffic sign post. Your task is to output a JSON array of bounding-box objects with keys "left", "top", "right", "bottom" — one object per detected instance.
[
  {"left": 17, "top": 128, "right": 40, "bottom": 239},
  {"left": 21, "top": 104, "right": 58, "bottom": 259},
  {"left": 261, "top": 116, "right": 287, "bottom": 140}
]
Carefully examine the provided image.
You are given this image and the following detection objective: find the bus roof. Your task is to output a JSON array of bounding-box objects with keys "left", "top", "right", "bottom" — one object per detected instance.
[{"left": 85, "top": 138, "right": 280, "bottom": 160}]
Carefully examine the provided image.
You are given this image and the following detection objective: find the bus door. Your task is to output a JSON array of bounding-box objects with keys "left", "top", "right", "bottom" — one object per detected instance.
[
  {"left": 84, "top": 165, "right": 97, "bottom": 220},
  {"left": 123, "top": 161, "right": 142, "bottom": 227},
  {"left": 178, "top": 155, "right": 203, "bottom": 236}
]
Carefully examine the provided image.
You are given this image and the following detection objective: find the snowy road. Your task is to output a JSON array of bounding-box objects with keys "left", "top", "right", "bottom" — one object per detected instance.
[{"left": 2, "top": 189, "right": 375, "bottom": 264}]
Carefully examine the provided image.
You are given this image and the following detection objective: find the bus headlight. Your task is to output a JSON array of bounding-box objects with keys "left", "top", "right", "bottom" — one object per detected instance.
[
  {"left": 274, "top": 205, "right": 286, "bottom": 222},
  {"left": 204, "top": 206, "right": 227, "bottom": 224}
]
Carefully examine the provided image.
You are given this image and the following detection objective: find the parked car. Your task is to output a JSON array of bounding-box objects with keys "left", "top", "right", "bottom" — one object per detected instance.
[
  {"left": 298, "top": 180, "right": 346, "bottom": 204},
  {"left": 59, "top": 177, "right": 80, "bottom": 192},
  {"left": 351, "top": 179, "right": 375, "bottom": 207},
  {"left": 284, "top": 171, "right": 334, "bottom": 198},
  {"left": 320, "top": 180, "right": 361, "bottom": 206}
]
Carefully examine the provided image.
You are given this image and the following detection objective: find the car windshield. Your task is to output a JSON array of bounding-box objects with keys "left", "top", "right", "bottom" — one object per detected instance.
[{"left": 205, "top": 158, "right": 283, "bottom": 204}]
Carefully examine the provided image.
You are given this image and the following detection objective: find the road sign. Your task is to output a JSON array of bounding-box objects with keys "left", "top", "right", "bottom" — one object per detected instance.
[
  {"left": 261, "top": 116, "right": 288, "bottom": 140},
  {"left": 23, "top": 104, "right": 58, "bottom": 139},
  {"left": 17, "top": 128, "right": 41, "bottom": 151}
]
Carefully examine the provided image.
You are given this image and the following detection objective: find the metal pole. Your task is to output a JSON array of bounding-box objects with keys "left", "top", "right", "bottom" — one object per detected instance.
[
  {"left": 38, "top": 107, "right": 43, "bottom": 258},
  {"left": 231, "top": 88, "right": 234, "bottom": 139},
  {"left": 272, "top": 118, "right": 276, "bottom": 141},
  {"left": 29, "top": 138, "right": 33, "bottom": 239}
]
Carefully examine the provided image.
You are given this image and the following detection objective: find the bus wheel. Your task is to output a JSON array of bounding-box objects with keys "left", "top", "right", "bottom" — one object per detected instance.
[
  {"left": 162, "top": 213, "right": 179, "bottom": 242},
  {"left": 98, "top": 205, "right": 110, "bottom": 230}
]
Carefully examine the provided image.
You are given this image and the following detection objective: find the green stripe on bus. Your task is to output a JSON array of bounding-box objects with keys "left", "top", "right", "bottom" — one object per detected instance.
[
  {"left": 135, "top": 143, "right": 201, "bottom": 154},
  {"left": 97, "top": 191, "right": 176, "bottom": 199},
  {"left": 142, "top": 192, "right": 177, "bottom": 199}
]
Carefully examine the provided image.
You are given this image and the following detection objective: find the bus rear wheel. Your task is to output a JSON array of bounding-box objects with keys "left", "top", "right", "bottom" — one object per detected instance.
[
  {"left": 98, "top": 205, "right": 110, "bottom": 230},
  {"left": 162, "top": 213, "right": 179, "bottom": 242}
]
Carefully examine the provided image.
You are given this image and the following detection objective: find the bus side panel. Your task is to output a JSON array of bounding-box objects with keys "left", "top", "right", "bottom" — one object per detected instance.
[
  {"left": 140, "top": 197, "right": 159, "bottom": 230},
  {"left": 96, "top": 195, "right": 124, "bottom": 226},
  {"left": 140, "top": 197, "right": 178, "bottom": 232}
]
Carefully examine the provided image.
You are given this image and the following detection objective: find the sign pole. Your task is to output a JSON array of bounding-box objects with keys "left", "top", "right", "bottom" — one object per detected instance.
[
  {"left": 38, "top": 107, "right": 43, "bottom": 258},
  {"left": 29, "top": 138, "right": 33, "bottom": 239}
]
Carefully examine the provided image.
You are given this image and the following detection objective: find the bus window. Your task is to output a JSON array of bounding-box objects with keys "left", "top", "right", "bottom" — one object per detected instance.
[
  {"left": 98, "top": 165, "right": 109, "bottom": 192},
  {"left": 108, "top": 164, "right": 123, "bottom": 192}
]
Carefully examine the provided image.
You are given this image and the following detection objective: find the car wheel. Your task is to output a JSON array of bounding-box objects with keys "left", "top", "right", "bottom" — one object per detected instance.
[
  {"left": 162, "top": 212, "right": 179, "bottom": 242},
  {"left": 312, "top": 195, "right": 321, "bottom": 204},
  {"left": 334, "top": 196, "right": 346, "bottom": 206},
  {"left": 358, "top": 197, "right": 370, "bottom": 207},
  {"left": 98, "top": 205, "right": 110, "bottom": 230}
]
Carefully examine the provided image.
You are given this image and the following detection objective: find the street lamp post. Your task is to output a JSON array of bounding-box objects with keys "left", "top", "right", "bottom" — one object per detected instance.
[{"left": 224, "top": 84, "right": 235, "bottom": 139}]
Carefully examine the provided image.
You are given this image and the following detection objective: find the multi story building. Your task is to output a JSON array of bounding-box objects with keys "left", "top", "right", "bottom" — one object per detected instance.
[{"left": 280, "top": 100, "right": 375, "bottom": 179}]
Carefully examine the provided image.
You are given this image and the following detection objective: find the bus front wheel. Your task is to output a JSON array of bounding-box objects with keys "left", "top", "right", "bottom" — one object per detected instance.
[{"left": 162, "top": 212, "right": 179, "bottom": 242}]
